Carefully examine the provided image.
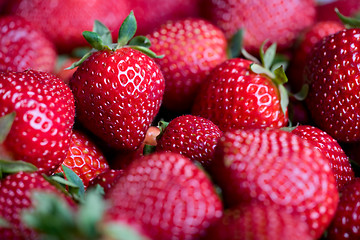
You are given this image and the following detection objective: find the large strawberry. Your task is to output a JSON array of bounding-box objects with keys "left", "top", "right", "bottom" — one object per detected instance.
[
  {"left": 0, "top": 70, "right": 75, "bottom": 174},
  {"left": 147, "top": 18, "right": 227, "bottom": 111},
  {"left": 105, "top": 152, "right": 223, "bottom": 240},
  {"left": 210, "top": 128, "right": 339, "bottom": 238},
  {"left": 203, "top": 0, "right": 316, "bottom": 54},
  {"left": 0, "top": 15, "right": 57, "bottom": 73},
  {"left": 69, "top": 13, "right": 165, "bottom": 152}
]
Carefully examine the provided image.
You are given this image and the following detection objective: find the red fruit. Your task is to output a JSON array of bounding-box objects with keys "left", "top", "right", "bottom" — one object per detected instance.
[
  {"left": 305, "top": 28, "right": 360, "bottom": 142},
  {"left": 210, "top": 128, "right": 339, "bottom": 238},
  {"left": 0, "top": 70, "right": 75, "bottom": 174},
  {"left": 5, "top": 0, "right": 131, "bottom": 52},
  {"left": 0, "top": 15, "right": 56, "bottom": 73},
  {"left": 69, "top": 47, "right": 165, "bottom": 152},
  {"left": 316, "top": 0, "right": 360, "bottom": 23},
  {"left": 88, "top": 169, "right": 124, "bottom": 194},
  {"left": 0, "top": 172, "right": 74, "bottom": 240},
  {"left": 55, "top": 130, "right": 109, "bottom": 188},
  {"left": 327, "top": 178, "right": 360, "bottom": 240},
  {"left": 203, "top": 0, "right": 315, "bottom": 54},
  {"left": 148, "top": 18, "right": 227, "bottom": 111},
  {"left": 106, "top": 152, "right": 223, "bottom": 240},
  {"left": 291, "top": 125, "right": 354, "bottom": 189},
  {"left": 156, "top": 115, "right": 222, "bottom": 167},
  {"left": 202, "top": 202, "right": 312, "bottom": 240},
  {"left": 192, "top": 58, "right": 288, "bottom": 132}
]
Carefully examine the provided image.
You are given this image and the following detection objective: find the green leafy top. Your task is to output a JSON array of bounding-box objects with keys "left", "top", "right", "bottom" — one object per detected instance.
[
  {"left": 335, "top": 8, "right": 360, "bottom": 29},
  {"left": 67, "top": 11, "right": 163, "bottom": 69}
]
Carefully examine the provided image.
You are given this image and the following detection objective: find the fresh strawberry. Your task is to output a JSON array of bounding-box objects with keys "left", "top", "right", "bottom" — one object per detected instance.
[
  {"left": 287, "top": 21, "right": 344, "bottom": 92},
  {"left": 0, "top": 171, "right": 74, "bottom": 240},
  {"left": 210, "top": 128, "right": 339, "bottom": 238},
  {"left": 0, "top": 70, "right": 75, "bottom": 174},
  {"left": 88, "top": 169, "right": 124, "bottom": 194},
  {"left": 305, "top": 28, "right": 360, "bottom": 142},
  {"left": 69, "top": 13, "right": 165, "bottom": 152},
  {"left": 192, "top": 43, "right": 289, "bottom": 132},
  {"left": 105, "top": 152, "right": 223, "bottom": 240},
  {"left": 156, "top": 115, "right": 222, "bottom": 167},
  {"left": 291, "top": 125, "right": 354, "bottom": 189},
  {"left": 202, "top": 201, "right": 312, "bottom": 240},
  {"left": 147, "top": 18, "right": 227, "bottom": 111},
  {"left": 4, "top": 0, "right": 131, "bottom": 52},
  {"left": 326, "top": 178, "right": 360, "bottom": 239},
  {"left": 203, "top": 0, "right": 316, "bottom": 54},
  {"left": 0, "top": 15, "right": 57, "bottom": 73},
  {"left": 55, "top": 130, "right": 109, "bottom": 189}
]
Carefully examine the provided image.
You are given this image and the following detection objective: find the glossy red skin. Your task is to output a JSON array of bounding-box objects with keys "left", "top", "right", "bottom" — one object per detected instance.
[
  {"left": 210, "top": 128, "right": 339, "bottom": 239},
  {"left": 202, "top": 202, "right": 312, "bottom": 240},
  {"left": 203, "top": 0, "right": 315, "bottom": 54},
  {"left": 291, "top": 125, "right": 354, "bottom": 190},
  {"left": 55, "top": 130, "right": 109, "bottom": 188},
  {"left": 0, "top": 70, "right": 75, "bottom": 174},
  {"left": 305, "top": 29, "right": 360, "bottom": 142},
  {"left": 0, "top": 15, "right": 56, "bottom": 73},
  {"left": 5, "top": 0, "right": 131, "bottom": 52},
  {"left": 0, "top": 172, "right": 74, "bottom": 240},
  {"left": 69, "top": 48, "right": 165, "bottom": 152},
  {"left": 327, "top": 178, "right": 360, "bottom": 240},
  {"left": 106, "top": 152, "right": 223, "bottom": 240},
  {"left": 156, "top": 115, "right": 222, "bottom": 167},
  {"left": 148, "top": 18, "right": 227, "bottom": 111},
  {"left": 192, "top": 58, "right": 288, "bottom": 132},
  {"left": 88, "top": 169, "right": 124, "bottom": 195}
]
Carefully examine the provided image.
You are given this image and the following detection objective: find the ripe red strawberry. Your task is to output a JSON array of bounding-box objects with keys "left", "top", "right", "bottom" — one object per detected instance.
[
  {"left": 305, "top": 28, "right": 360, "bottom": 142},
  {"left": 210, "top": 128, "right": 339, "bottom": 238},
  {"left": 4, "top": 0, "right": 131, "bottom": 52},
  {"left": 0, "top": 70, "right": 75, "bottom": 174},
  {"left": 291, "top": 125, "right": 354, "bottom": 189},
  {"left": 202, "top": 202, "right": 312, "bottom": 240},
  {"left": 326, "top": 178, "right": 360, "bottom": 240},
  {"left": 0, "top": 15, "right": 57, "bottom": 73},
  {"left": 69, "top": 13, "right": 165, "bottom": 152},
  {"left": 192, "top": 56, "right": 288, "bottom": 132},
  {"left": 156, "top": 115, "right": 222, "bottom": 167},
  {"left": 203, "top": 0, "right": 316, "bottom": 54},
  {"left": 0, "top": 171, "right": 74, "bottom": 240},
  {"left": 147, "top": 18, "right": 227, "bottom": 111},
  {"left": 55, "top": 130, "right": 110, "bottom": 189},
  {"left": 105, "top": 152, "right": 223, "bottom": 240},
  {"left": 88, "top": 169, "right": 124, "bottom": 194},
  {"left": 287, "top": 20, "right": 344, "bottom": 92}
]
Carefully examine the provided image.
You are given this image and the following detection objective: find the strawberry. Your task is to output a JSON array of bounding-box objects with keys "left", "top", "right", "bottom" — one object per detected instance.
[
  {"left": 105, "top": 152, "right": 223, "bottom": 240},
  {"left": 0, "top": 15, "right": 57, "bottom": 73},
  {"left": 69, "top": 13, "right": 165, "bottom": 152},
  {"left": 316, "top": 0, "right": 360, "bottom": 23},
  {"left": 291, "top": 125, "right": 354, "bottom": 189},
  {"left": 192, "top": 43, "right": 289, "bottom": 132},
  {"left": 147, "top": 18, "right": 228, "bottom": 112},
  {"left": 202, "top": 201, "right": 312, "bottom": 240},
  {"left": 203, "top": 0, "right": 316, "bottom": 54},
  {"left": 55, "top": 130, "right": 109, "bottom": 189},
  {"left": 4, "top": 0, "right": 131, "bottom": 52},
  {"left": 305, "top": 27, "right": 360, "bottom": 142},
  {"left": 156, "top": 115, "right": 222, "bottom": 167},
  {"left": 87, "top": 169, "right": 124, "bottom": 194},
  {"left": 210, "top": 128, "right": 339, "bottom": 238},
  {"left": 0, "top": 70, "right": 75, "bottom": 174},
  {"left": 326, "top": 178, "right": 360, "bottom": 240}
]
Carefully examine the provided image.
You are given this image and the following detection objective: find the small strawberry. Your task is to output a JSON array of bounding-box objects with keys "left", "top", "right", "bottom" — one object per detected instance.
[
  {"left": 210, "top": 128, "right": 339, "bottom": 238},
  {"left": 147, "top": 18, "right": 227, "bottom": 112},
  {"left": 155, "top": 115, "right": 222, "bottom": 167},
  {"left": 291, "top": 125, "right": 355, "bottom": 189},
  {"left": 202, "top": 201, "right": 312, "bottom": 240},
  {"left": 106, "top": 152, "right": 223, "bottom": 240},
  {"left": 55, "top": 130, "right": 110, "bottom": 189},
  {"left": 0, "top": 70, "right": 75, "bottom": 174},
  {"left": 69, "top": 13, "right": 165, "bottom": 152}
]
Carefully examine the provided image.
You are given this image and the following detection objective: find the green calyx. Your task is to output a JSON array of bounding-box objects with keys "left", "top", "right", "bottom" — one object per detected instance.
[
  {"left": 335, "top": 8, "right": 360, "bottom": 29},
  {"left": 67, "top": 11, "right": 163, "bottom": 70},
  {"left": 0, "top": 111, "right": 15, "bottom": 144}
]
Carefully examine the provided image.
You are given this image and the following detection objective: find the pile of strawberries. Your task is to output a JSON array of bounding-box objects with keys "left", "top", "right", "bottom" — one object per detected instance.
[{"left": 1, "top": 0, "right": 360, "bottom": 239}]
